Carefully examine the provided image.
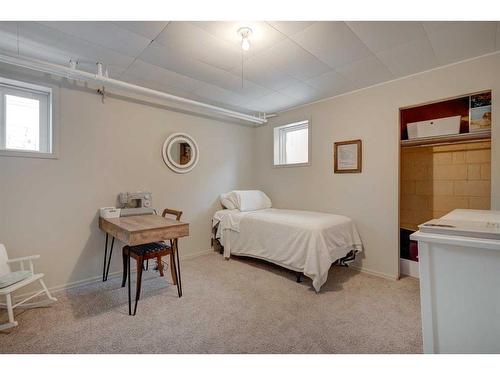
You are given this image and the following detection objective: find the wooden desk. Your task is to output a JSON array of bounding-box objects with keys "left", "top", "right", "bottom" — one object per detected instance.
[
  {"left": 98, "top": 215, "right": 189, "bottom": 281},
  {"left": 99, "top": 214, "right": 189, "bottom": 315},
  {"left": 99, "top": 215, "right": 189, "bottom": 246}
]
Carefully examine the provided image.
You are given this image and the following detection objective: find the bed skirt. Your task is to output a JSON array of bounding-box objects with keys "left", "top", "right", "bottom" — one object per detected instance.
[{"left": 211, "top": 221, "right": 358, "bottom": 272}]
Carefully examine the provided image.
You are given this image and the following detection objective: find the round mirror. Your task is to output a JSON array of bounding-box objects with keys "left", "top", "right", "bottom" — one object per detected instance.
[{"left": 162, "top": 132, "right": 199, "bottom": 174}]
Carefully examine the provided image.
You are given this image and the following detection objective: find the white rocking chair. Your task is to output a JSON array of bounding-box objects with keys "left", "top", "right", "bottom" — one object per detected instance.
[{"left": 0, "top": 244, "right": 57, "bottom": 330}]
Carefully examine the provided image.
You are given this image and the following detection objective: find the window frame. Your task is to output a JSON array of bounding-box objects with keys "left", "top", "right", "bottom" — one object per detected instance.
[
  {"left": 0, "top": 76, "right": 58, "bottom": 159},
  {"left": 273, "top": 119, "right": 311, "bottom": 168}
]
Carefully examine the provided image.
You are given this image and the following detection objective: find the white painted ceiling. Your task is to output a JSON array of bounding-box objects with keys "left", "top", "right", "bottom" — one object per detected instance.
[{"left": 0, "top": 21, "right": 499, "bottom": 114}]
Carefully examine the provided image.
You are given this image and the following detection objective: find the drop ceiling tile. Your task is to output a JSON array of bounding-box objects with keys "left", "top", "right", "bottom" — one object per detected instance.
[
  {"left": 0, "top": 22, "right": 22, "bottom": 55},
  {"left": 206, "top": 70, "right": 274, "bottom": 100},
  {"left": 140, "top": 42, "right": 272, "bottom": 100},
  {"left": 231, "top": 55, "right": 301, "bottom": 91},
  {"left": 422, "top": 21, "right": 459, "bottom": 34},
  {"left": 336, "top": 56, "right": 393, "bottom": 88},
  {"left": 192, "top": 82, "right": 247, "bottom": 108},
  {"left": 154, "top": 21, "right": 242, "bottom": 71},
  {"left": 121, "top": 59, "right": 204, "bottom": 93},
  {"left": 113, "top": 21, "right": 169, "bottom": 40},
  {"left": 306, "top": 70, "right": 354, "bottom": 97},
  {"left": 266, "top": 21, "right": 315, "bottom": 37},
  {"left": 277, "top": 81, "right": 318, "bottom": 101},
  {"left": 291, "top": 21, "right": 373, "bottom": 68},
  {"left": 346, "top": 21, "right": 428, "bottom": 53},
  {"left": 140, "top": 41, "right": 191, "bottom": 71},
  {"left": 0, "top": 22, "right": 17, "bottom": 33},
  {"left": 140, "top": 42, "right": 232, "bottom": 85},
  {"left": 274, "top": 97, "right": 307, "bottom": 112},
  {"left": 38, "top": 21, "right": 152, "bottom": 57},
  {"left": 256, "top": 38, "right": 331, "bottom": 81},
  {"left": 423, "top": 21, "right": 497, "bottom": 64},
  {"left": 230, "top": 78, "right": 274, "bottom": 100},
  {"left": 16, "top": 22, "right": 134, "bottom": 70},
  {"left": 244, "top": 91, "right": 296, "bottom": 113},
  {"left": 20, "top": 41, "right": 91, "bottom": 68},
  {"left": 376, "top": 37, "right": 438, "bottom": 77},
  {"left": 0, "top": 23, "right": 92, "bottom": 70},
  {"left": 190, "top": 21, "right": 286, "bottom": 56}
]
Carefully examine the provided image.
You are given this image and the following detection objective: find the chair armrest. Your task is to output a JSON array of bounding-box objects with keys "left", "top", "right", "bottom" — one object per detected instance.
[{"left": 7, "top": 255, "right": 41, "bottom": 263}]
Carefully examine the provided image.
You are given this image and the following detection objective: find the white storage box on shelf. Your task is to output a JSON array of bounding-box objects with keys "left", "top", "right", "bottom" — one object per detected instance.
[
  {"left": 407, "top": 115, "right": 461, "bottom": 139},
  {"left": 411, "top": 209, "right": 500, "bottom": 353}
]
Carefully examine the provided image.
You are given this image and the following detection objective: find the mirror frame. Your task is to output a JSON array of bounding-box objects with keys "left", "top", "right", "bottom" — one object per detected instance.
[{"left": 161, "top": 132, "right": 200, "bottom": 174}]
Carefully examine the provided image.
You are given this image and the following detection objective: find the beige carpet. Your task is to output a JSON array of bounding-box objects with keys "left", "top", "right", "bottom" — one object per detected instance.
[{"left": 0, "top": 253, "right": 422, "bottom": 353}]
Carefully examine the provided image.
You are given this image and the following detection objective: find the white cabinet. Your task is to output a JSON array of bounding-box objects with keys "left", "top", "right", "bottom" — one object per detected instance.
[{"left": 411, "top": 209, "right": 500, "bottom": 353}]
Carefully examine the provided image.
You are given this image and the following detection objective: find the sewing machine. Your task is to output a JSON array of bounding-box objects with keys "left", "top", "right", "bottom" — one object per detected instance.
[{"left": 118, "top": 191, "right": 155, "bottom": 216}]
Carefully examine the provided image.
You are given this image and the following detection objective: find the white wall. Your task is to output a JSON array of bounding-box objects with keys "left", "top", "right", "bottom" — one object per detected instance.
[
  {"left": 0, "top": 68, "right": 256, "bottom": 289},
  {"left": 255, "top": 52, "right": 500, "bottom": 279}
]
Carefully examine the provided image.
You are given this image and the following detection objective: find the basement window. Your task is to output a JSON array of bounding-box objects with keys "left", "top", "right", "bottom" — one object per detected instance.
[
  {"left": 273, "top": 120, "right": 310, "bottom": 166},
  {"left": 0, "top": 76, "right": 54, "bottom": 158}
]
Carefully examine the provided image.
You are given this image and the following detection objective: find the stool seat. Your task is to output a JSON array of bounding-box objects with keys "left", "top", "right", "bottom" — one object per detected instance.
[{"left": 129, "top": 242, "right": 170, "bottom": 256}]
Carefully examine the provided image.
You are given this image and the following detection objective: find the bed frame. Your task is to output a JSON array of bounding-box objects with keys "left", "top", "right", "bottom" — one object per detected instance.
[
  {"left": 211, "top": 221, "right": 356, "bottom": 284},
  {"left": 211, "top": 222, "right": 224, "bottom": 255}
]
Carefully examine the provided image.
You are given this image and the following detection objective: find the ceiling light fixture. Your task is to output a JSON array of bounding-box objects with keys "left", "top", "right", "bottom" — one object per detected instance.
[{"left": 237, "top": 27, "right": 252, "bottom": 51}]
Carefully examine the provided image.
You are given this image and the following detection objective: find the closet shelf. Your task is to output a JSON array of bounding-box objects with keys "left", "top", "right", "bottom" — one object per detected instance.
[{"left": 400, "top": 129, "right": 491, "bottom": 148}]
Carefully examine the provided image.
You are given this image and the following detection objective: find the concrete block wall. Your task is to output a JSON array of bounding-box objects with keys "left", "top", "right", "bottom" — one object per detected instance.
[{"left": 400, "top": 140, "right": 491, "bottom": 230}]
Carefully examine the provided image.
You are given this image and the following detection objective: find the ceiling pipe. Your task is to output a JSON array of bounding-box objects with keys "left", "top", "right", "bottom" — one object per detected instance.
[{"left": 0, "top": 52, "right": 268, "bottom": 125}]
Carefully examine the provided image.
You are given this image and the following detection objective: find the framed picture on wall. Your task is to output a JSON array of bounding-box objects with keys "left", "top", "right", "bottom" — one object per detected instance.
[{"left": 334, "top": 139, "right": 362, "bottom": 173}]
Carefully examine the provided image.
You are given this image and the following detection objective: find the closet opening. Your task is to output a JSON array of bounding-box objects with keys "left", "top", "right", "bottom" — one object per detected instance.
[{"left": 399, "top": 91, "right": 492, "bottom": 278}]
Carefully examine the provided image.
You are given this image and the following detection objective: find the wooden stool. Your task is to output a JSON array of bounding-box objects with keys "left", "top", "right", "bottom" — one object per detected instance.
[{"left": 121, "top": 209, "right": 183, "bottom": 315}]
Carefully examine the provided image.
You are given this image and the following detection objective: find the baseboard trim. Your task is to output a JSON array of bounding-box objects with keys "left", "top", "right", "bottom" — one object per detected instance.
[
  {"left": 180, "top": 249, "right": 212, "bottom": 260},
  {"left": 12, "top": 249, "right": 213, "bottom": 301},
  {"left": 399, "top": 258, "right": 420, "bottom": 279},
  {"left": 50, "top": 270, "right": 123, "bottom": 295},
  {"left": 350, "top": 265, "right": 398, "bottom": 281}
]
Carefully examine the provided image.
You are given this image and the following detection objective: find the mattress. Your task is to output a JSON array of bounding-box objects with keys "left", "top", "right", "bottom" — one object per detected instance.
[{"left": 212, "top": 208, "right": 363, "bottom": 292}]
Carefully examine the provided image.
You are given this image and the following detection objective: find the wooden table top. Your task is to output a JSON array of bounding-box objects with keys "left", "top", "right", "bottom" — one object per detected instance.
[
  {"left": 100, "top": 214, "right": 187, "bottom": 232},
  {"left": 99, "top": 215, "right": 189, "bottom": 246}
]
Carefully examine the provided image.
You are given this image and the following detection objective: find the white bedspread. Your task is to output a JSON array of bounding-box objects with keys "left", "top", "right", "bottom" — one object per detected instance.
[{"left": 212, "top": 208, "right": 363, "bottom": 292}]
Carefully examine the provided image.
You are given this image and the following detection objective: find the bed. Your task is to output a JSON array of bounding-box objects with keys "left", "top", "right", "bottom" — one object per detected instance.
[{"left": 212, "top": 191, "right": 363, "bottom": 292}]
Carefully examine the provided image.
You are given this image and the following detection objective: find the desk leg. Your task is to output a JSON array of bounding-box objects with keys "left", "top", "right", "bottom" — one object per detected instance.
[
  {"left": 175, "top": 239, "right": 182, "bottom": 297},
  {"left": 171, "top": 247, "right": 180, "bottom": 298},
  {"left": 105, "top": 237, "right": 114, "bottom": 281},
  {"left": 133, "top": 258, "right": 144, "bottom": 316},
  {"left": 103, "top": 234, "right": 108, "bottom": 282},
  {"left": 102, "top": 234, "right": 115, "bottom": 282},
  {"left": 127, "top": 252, "right": 131, "bottom": 316}
]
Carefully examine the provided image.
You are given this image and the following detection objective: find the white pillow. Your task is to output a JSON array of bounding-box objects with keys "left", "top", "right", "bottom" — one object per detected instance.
[
  {"left": 231, "top": 190, "right": 272, "bottom": 212},
  {"left": 220, "top": 193, "right": 237, "bottom": 209}
]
